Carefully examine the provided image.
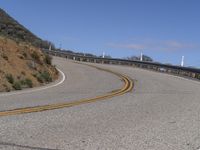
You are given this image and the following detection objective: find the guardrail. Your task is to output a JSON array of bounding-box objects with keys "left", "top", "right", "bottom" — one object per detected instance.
[{"left": 42, "top": 49, "right": 200, "bottom": 81}]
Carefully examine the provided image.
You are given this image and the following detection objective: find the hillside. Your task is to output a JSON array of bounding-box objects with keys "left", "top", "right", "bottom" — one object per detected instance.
[
  {"left": 0, "top": 8, "right": 54, "bottom": 49},
  {"left": 0, "top": 9, "right": 58, "bottom": 92}
]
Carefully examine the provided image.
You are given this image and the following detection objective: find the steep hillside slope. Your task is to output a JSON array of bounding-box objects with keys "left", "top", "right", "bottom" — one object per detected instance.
[
  {"left": 0, "top": 9, "right": 58, "bottom": 92},
  {"left": 0, "top": 8, "right": 52, "bottom": 49},
  {"left": 0, "top": 37, "right": 58, "bottom": 92}
]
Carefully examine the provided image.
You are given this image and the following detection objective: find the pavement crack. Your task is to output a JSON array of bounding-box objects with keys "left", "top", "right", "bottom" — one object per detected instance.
[{"left": 0, "top": 141, "right": 60, "bottom": 150}]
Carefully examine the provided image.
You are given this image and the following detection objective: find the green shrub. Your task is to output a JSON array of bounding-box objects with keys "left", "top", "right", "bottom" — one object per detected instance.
[
  {"left": 20, "top": 79, "right": 26, "bottom": 85},
  {"left": 35, "top": 71, "right": 52, "bottom": 83},
  {"left": 35, "top": 74, "right": 44, "bottom": 83},
  {"left": 197, "top": 74, "right": 200, "bottom": 80},
  {"left": 12, "top": 82, "right": 22, "bottom": 90},
  {"left": 25, "top": 78, "right": 33, "bottom": 88},
  {"left": 44, "top": 54, "right": 52, "bottom": 65},
  {"left": 6, "top": 74, "right": 14, "bottom": 84},
  {"left": 41, "top": 71, "right": 52, "bottom": 82},
  {"left": 20, "top": 78, "right": 33, "bottom": 88}
]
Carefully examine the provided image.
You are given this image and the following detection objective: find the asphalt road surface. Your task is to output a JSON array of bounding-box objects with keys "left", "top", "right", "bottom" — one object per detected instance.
[{"left": 0, "top": 56, "right": 200, "bottom": 150}]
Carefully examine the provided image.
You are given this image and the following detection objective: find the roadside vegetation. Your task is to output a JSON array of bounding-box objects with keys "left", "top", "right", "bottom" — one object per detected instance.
[
  {"left": 0, "top": 8, "right": 58, "bottom": 92},
  {"left": 126, "top": 55, "right": 153, "bottom": 62},
  {"left": 0, "top": 37, "right": 58, "bottom": 92}
]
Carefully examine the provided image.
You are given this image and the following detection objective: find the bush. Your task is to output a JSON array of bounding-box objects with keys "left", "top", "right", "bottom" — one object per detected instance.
[
  {"left": 3, "top": 84, "right": 10, "bottom": 92},
  {"left": 35, "top": 71, "right": 52, "bottom": 83},
  {"left": 44, "top": 54, "right": 52, "bottom": 65},
  {"left": 20, "top": 78, "right": 33, "bottom": 88},
  {"left": 12, "top": 82, "right": 21, "bottom": 90},
  {"left": 25, "top": 78, "right": 33, "bottom": 88},
  {"left": 6, "top": 74, "right": 14, "bottom": 84},
  {"left": 31, "top": 51, "right": 40, "bottom": 62},
  {"left": 35, "top": 74, "right": 44, "bottom": 83},
  {"left": 41, "top": 71, "right": 52, "bottom": 82},
  {"left": 197, "top": 74, "right": 200, "bottom": 80},
  {"left": 20, "top": 79, "right": 26, "bottom": 85}
]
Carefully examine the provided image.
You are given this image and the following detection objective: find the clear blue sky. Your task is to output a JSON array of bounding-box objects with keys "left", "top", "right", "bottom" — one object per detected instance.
[{"left": 0, "top": 0, "right": 200, "bottom": 67}]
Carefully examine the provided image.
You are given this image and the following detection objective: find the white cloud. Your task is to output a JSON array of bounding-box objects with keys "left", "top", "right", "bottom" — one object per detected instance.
[
  {"left": 108, "top": 43, "right": 146, "bottom": 50},
  {"left": 107, "top": 40, "right": 198, "bottom": 51},
  {"left": 164, "top": 41, "right": 196, "bottom": 50}
]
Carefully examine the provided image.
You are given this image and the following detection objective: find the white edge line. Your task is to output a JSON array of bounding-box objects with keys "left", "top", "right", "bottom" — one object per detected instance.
[
  {"left": 161, "top": 72, "right": 200, "bottom": 85},
  {"left": 176, "top": 76, "right": 200, "bottom": 85},
  {"left": 134, "top": 67, "right": 200, "bottom": 85},
  {"left": 0, "top": 68, "right": 66, "bottom": 97}
]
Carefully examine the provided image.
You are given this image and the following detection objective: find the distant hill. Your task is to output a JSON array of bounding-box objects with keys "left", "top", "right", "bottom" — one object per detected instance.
[
  {"left": 0, "top": 8, "right": 54, "bottom": 49},
  {"left": 0, "top": 8, "right": 58, "bottom": 92}
]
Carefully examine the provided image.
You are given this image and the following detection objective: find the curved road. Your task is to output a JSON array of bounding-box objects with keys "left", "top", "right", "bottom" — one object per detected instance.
[{"left": 0, "top": 57, "right": 200, "bottom": 150}]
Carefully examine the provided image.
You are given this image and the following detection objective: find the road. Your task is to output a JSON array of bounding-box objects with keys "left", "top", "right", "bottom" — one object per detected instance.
[{"left": 0, "top": 56, "right": 200, "bottom": 150}]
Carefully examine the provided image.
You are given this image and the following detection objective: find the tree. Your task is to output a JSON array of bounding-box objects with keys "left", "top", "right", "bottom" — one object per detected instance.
[
  {"left": 126, "top": 54, "right": 153, "bottom": 62},
  {"left": 142, "top": 55, "right": 153, "bottom": 62},
  {"left": 99, "top": 55, "right": 112, "bottom": 59},
  {"left": 127, "top": 56, "right": 139, "bottom": 61}
]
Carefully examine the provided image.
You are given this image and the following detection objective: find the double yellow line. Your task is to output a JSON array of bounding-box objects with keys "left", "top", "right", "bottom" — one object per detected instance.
[{"left": 0, "top": 64, "right": 133, "bottom": 117}]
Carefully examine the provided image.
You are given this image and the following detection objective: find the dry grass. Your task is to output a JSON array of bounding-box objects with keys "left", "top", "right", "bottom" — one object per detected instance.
[{"left": 0, "top": 36, "right": 58, "bottom": 92}]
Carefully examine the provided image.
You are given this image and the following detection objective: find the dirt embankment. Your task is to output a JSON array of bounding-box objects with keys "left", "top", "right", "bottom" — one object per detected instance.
[{"left": 0, "top": 36, "right": 58, "bottom": 92}]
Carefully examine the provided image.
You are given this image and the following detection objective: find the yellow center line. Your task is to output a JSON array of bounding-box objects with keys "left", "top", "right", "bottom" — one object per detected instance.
[{"left": 0, "top": 63, "right": 133, "bottom": 117}]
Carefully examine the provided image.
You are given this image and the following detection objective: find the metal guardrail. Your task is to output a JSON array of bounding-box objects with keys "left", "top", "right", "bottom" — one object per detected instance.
[{"left": 42, "top": 49, "right": 200, "bottom": 81}]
